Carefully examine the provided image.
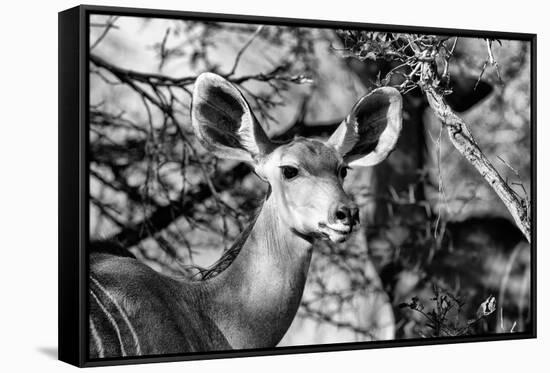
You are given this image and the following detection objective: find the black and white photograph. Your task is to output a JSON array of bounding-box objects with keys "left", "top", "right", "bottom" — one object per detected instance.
[
  {"left": 4, "top": 0, "right": 550, "bottom": 371},
  {"left": 68, "top": 5, "right": 534, "bottom": 365}
]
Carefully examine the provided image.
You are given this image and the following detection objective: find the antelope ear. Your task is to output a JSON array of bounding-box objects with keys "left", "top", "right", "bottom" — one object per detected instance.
[
  {"left": 326, "top": 87, "right": 402, "bottom": 167},
  {"left": 191, "top": 72, "right": 273, "bottom": 163}
]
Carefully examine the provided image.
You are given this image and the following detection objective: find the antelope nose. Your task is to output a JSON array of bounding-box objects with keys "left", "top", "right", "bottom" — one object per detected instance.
[{"left": 333, "top": 204, "right": 359, "bottom": 226}]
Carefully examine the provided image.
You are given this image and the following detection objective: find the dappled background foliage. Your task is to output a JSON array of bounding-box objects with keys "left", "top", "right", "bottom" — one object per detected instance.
[{"left": 89, "top": 16, "right": 531, "bottom": 343}]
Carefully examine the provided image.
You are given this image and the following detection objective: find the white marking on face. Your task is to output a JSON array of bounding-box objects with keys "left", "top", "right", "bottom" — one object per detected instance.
[{"left": 257, "top": 138, "right": 356, "bottom": 242}]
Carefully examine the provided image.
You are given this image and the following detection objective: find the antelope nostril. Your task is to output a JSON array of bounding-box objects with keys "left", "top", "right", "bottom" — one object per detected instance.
[
  {"left": 335, "top": 209, "right": 347, "bottom": 221},
  {"left": 333, "top": 203, "right": 359, "bottom": 225}
]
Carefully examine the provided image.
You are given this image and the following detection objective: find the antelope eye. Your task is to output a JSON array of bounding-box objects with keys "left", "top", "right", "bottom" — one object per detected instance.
[
  {"left": 281, "top": 166, "right": 299, "bottom": 180},
  {"left": 339, "top": 167, "right": 348, "bottom": 179}
]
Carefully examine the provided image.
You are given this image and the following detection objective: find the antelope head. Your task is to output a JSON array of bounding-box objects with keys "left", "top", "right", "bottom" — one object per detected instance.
[{"left": 192, "top": 73, "right": 402, "bottom": 244}]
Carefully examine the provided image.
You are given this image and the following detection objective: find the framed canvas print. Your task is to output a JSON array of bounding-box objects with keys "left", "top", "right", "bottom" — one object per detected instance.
[{"left": 58, "top": 4, "right": 536, "bottom": 367}]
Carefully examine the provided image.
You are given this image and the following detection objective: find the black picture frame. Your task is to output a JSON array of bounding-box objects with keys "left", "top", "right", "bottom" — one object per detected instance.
[{"left": 59, "top": 4, "right": 537, "bottom": 367}]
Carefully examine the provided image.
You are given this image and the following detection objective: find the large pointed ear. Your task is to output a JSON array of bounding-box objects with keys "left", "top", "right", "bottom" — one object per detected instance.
[
  {"left": 326, "top": 87, "right": 402, "bottom": 167},
  {"left": 191, "top": 72, "right": 273, "bottom": 163}
]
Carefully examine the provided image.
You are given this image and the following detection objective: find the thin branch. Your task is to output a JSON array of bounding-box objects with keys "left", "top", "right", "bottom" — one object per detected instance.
[
  {"left": 90, "top": 16, "right": 119, "bottom": 51},
  {"left": 90, "top": 53, "right": 197, "bottom": 87},
  {"left": 226, "top": 25, "right": 264, "bottom": 76},
  {"left": 422, "top": 82, "right": 531, "bottom": 242},
  {"left": 105, "top": 162, "right": 251, "bottom": 248}
]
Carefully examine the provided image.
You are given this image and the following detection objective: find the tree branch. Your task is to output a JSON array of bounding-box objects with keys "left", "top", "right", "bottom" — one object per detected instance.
[
  {"left": 90, "top": 53, "right": 197, "bottom": 87},
  {"left": 101, "top": 162, "right": 252, "bottom": 248},
  {"left": 422, "top": 83, "right": 531, "bottom": 242},
  {"left": 226, "top": 25, "right": 264, "bottom": 76}
]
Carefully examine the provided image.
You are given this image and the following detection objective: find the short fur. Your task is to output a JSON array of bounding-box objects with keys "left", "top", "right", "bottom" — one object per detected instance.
[{"left": 89, "top": 73, "right": 402, "bottom": 357}]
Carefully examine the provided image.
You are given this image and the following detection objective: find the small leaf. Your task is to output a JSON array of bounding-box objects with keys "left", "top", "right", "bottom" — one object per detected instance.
[{"left": 476, "top": 295, "right": 497, "bottom": 318}]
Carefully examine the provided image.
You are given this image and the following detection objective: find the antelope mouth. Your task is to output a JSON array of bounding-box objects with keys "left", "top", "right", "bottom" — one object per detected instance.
[{"left": 317, "top": 222, "right": 353, "bottom": 243}]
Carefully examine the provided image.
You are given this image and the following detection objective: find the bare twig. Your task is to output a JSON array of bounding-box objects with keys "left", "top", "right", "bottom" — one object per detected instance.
[
  {"left": 475, "top": 39, "right": 503, "bottom": 90},
  {"left": 226, "top": 25, "right": 264, "bottom": 77},
  {"left": 90, "top": 16, "right": 119, "bottom": 51}
]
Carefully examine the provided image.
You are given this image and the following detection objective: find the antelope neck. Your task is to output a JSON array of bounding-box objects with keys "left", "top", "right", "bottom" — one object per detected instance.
[{"left": 203, "top": 194, "right": 313, "bottom": 349}]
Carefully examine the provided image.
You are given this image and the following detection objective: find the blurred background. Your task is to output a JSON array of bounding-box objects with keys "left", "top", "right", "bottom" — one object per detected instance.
[{"left": 88, "top": 15, "right": 532, "bottom": 344}]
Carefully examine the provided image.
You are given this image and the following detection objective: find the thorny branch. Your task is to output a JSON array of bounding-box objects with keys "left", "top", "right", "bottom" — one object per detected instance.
[
  {"left": 399, "top": 285, "right": 497, "bottom": 337},
  {"left": 422, "top": 83, "right": 531, "bottom": 241},
  {"left": 337, "top": 31, "right": 531, "bottom": 242}
]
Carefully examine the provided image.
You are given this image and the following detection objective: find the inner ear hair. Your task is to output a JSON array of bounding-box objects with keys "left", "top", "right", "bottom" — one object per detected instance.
[
  {"left": 327, "top": 87, "right": 403, "bottom": 167},
  {"left": 191, "top": 73, "right": 273, "bottom": 163}
]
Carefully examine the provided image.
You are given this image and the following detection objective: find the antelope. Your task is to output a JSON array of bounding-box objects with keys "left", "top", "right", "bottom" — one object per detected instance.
[{"left": 89, "top": 72, "right": 402, "bottom": 358}]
